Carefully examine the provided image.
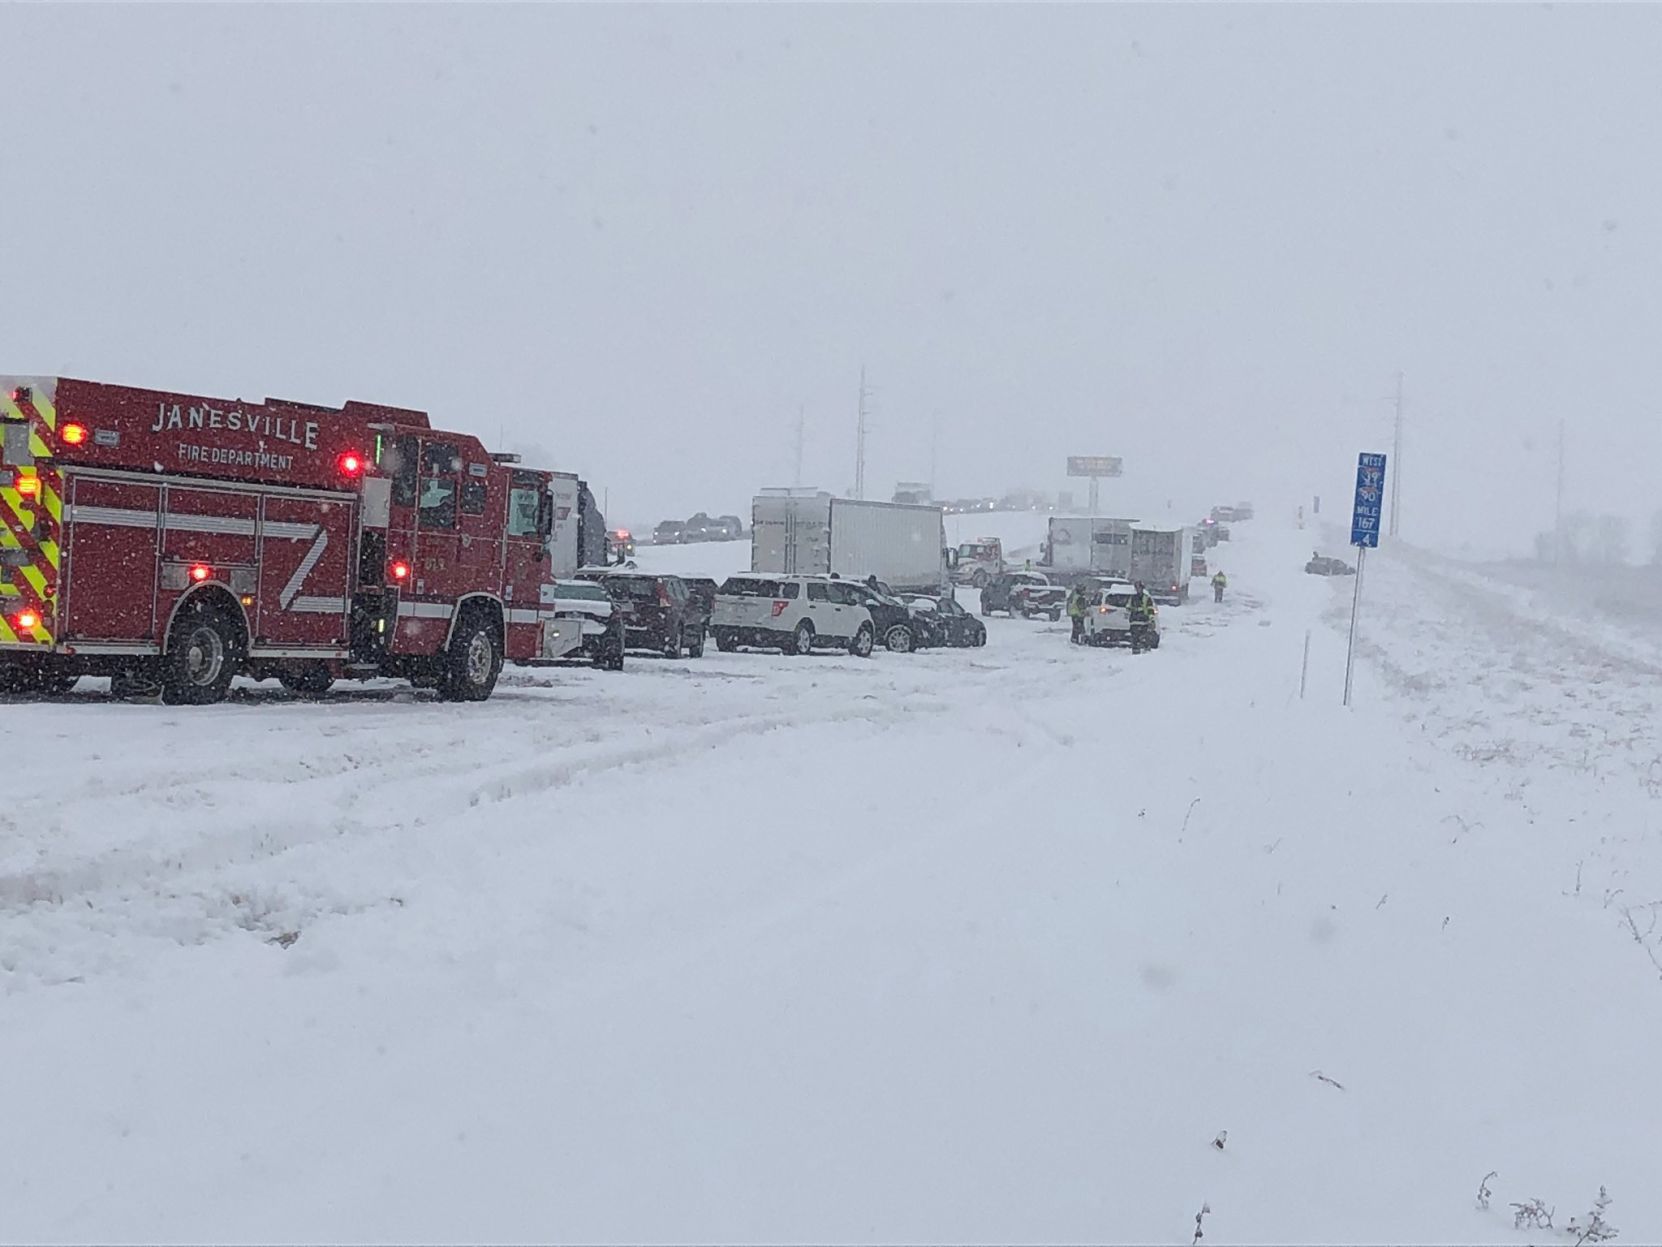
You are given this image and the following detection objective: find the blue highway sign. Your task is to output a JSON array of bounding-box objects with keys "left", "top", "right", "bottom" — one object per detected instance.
[{"left": 1351, "top": 452, "right": 1387, "bottom": 548}]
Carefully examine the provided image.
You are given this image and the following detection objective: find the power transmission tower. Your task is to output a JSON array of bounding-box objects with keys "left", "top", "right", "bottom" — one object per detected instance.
[
  {"left": 854, "top": 366, "right": 870, "bottom": 500},
  {"left": 1389, "top": 371, "right": 1404, "bottom": 538}
]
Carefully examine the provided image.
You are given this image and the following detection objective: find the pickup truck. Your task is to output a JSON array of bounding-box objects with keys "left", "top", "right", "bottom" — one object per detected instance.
[{"left": 980, "top": 571, "right": 1064, "bottom": 620}]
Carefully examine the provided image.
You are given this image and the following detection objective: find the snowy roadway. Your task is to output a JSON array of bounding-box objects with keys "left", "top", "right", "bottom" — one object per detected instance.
[{"left": 4, "top": 516, "right": 1660, "bottom": 1242}]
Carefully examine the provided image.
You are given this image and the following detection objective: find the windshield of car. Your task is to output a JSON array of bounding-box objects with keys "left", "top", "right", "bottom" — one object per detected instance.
[
  {"left": 556, "top": 582, "right": 610, "bottom": 601},
  {"left": 719, "top": 577, "right": 799, "bottom": 599}
]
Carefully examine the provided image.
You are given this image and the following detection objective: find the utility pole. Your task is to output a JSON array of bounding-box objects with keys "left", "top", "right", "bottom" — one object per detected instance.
[
  {"left": 1388, "top": 371, "right": 1404, "bottom": 538},
  {"left": 854, "top": 365, "right": 870, "bottom": 500},
  {"left": 794, "top": 404, "right": 805, "bottom": 488},
  {"left": 1554, "top": 418, "right": 1566, "bottom": 565}
]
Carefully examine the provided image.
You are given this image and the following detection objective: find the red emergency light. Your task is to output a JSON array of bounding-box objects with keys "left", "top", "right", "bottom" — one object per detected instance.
[
  {"left": 59, "top": 422, "right": 88, "bottom": 447},
  {"left": 189, "top": 564, "right": 212, "bottom": 583},
  {"left": 337, "top": 451, "right": 365, "bottom": 477}
]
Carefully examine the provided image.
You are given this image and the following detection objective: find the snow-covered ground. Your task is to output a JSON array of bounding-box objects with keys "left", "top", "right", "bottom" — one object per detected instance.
[{"left": 3, "top": 513, "right": 1659, "bottom": 1243}]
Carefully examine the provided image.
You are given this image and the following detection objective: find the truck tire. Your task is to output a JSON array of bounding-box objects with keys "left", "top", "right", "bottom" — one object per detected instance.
[
  {"left": 787, "top": 620, "right": 814, "bottom": 655},
  {"left": 714, "top": 628, "right": 738, "bottom": 654},
  {"left": 848, "top": 624, "right": 874, "bottom": 658},
  {"left": 884, "top": 623, "right": 915, "bottom": 653},
  {"left": 278, "top": 663, "right": 333, "bottom": 697},
  {"left": 439, "top": 614, "right": 502, "bottom": 701},
  {"left": 686, "top": 625, "right": 706, "bottom": 659},
  {"left": 161, "top": 600, "right": 243, "bottom": 706}
]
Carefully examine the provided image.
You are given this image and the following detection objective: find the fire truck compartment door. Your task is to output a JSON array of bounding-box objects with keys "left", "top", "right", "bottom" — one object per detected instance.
[
  {"left": 540, "top": 618, "right": 582, "bottom": 659},
  {"left": 256, "top": 494, "right": 356, "bottom": 649},
  {"left": 63, "top": 476, "right": 162, "bottom": 642}
]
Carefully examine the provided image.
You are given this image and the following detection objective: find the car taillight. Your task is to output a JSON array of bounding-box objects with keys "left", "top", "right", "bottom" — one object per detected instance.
[{"left": 771, "top": 600, "right": 789, "bottom": 617}]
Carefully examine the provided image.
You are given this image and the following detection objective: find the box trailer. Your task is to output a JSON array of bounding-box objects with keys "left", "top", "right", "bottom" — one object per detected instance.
[
  {"left": 751, "top": 491, "right": 945, "bottom": 593},
  {"left": 1129, "top": 525, "right": 1196, "bottom": 604},
  {"left": 1042, "top": 516, "right": 1139, "bottom": 581}
]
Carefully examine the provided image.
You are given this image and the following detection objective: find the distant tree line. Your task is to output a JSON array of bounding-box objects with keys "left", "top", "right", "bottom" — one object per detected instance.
[{"left": 1532, "top": 511, "right": 1662, "bottom": 566}]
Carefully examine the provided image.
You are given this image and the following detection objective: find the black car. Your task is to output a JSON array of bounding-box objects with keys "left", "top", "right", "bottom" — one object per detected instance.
[
  {"left": 575, "top": 570, "right": 709, "bottom": 657},
  {"left": 1305, "top": 555, "right": 1356, "bottom": 576},
  {"left": 840, "top": 578, "right": 921, "bottom": 652},
  {"left": 902, "top": 594, "right": 987, "bottom": 648}
]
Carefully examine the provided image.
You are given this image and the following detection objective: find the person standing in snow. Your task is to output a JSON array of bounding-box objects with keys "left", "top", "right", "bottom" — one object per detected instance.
[
  {"left": 1212, "top": 570, "right": 1227, "bottom": 603},
  {"left": 1066, "top": 583, "right": 1087, "bottom": 644},
  {"left": 1128, "top": 581, "right": 1157, "bottom": 654}
]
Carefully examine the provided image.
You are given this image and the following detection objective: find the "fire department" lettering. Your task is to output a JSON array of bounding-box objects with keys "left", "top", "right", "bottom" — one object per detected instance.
[
  {"left": 150, "top": 402, "right": 319, "bottom": 451},
  {"left": 177, "top": 444, "right": 296, "bottom": 471}
]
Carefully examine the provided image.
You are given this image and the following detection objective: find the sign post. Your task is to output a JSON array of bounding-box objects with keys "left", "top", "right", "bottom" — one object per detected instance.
[
  {"left": 1343, "top": 452, "right": 1387, "bottom": 706},
  {"left": 1066, "top": 456, "right": 1123, "bottom": 516}
]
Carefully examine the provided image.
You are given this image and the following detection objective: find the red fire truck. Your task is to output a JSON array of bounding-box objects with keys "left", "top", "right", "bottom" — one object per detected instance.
[{"left": 0, "top": 375, "right": 589, "bottom": 703}]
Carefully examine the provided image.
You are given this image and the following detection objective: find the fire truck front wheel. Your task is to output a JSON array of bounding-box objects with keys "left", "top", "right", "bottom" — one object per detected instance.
[
  {"left": 161, "top": 599, "right": 245, "bottom": 706},
  {"left": 440, "top": 614, "right": 502, "bottom": 701}
]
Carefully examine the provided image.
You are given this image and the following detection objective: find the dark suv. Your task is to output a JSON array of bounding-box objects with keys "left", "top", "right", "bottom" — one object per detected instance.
[
  {"left": 576, "top": 570, "right": 709, "bottom": 658},
  {"left": 682, "top": 577, "right": 720, "bottom": 622},
  {"left": 840, "top": 578, "right": 920, "bottom": 653}
]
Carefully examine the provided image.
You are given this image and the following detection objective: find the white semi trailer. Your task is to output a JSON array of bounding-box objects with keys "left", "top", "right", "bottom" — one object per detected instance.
[{"left": 751, "top": 491, "right": 947, "bottom": 594}]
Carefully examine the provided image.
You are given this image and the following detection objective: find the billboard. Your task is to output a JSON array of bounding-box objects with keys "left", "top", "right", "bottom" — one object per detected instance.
[{"left": 1067, "top": 455, "right": 1123, "bottom": 478}]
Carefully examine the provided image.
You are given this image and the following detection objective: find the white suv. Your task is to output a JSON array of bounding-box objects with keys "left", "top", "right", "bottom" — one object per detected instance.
[
  {"left": 1081, "top": 580, "right": 1161, "bottom": 648},
  {"left": 710, "top": 574, "right": 876, "bottom": 657}
]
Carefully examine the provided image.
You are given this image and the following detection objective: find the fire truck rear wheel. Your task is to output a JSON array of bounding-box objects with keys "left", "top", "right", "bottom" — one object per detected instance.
[
  {"left": 161, "top": 601, "right": 244, "bottom": 706},
  {"left": 441, "top": 615, "right": 502, "bottom": 701}
]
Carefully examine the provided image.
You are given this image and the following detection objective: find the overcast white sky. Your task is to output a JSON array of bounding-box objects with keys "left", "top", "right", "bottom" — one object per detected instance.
[{"left": 4, "top": 4, "right": 1659, "bottom": 552}]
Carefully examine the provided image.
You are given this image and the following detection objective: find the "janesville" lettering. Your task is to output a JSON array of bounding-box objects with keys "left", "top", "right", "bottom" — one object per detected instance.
[{"left": 150, "top": 402, "right": 318, "bottom": 451}]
